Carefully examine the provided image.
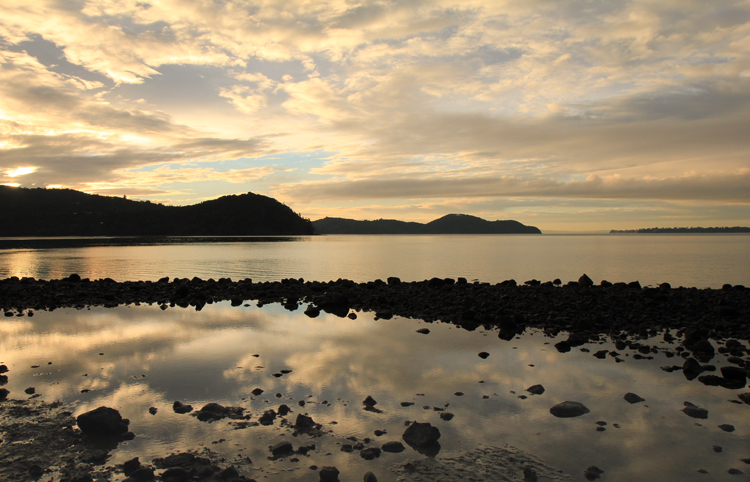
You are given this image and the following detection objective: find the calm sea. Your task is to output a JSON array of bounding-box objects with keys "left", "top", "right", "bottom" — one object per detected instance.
[{"left": 1, "top": 234, "right": 748, "bottom": 288}]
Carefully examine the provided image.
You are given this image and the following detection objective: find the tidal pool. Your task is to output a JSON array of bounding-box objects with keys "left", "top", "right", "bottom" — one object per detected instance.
[{"left": 1, "top": 302, "right": 748, "bottom": 481}]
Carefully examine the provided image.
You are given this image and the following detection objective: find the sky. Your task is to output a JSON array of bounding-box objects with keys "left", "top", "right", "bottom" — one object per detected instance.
[{"left": 1, "top": 0, "right": 749, "bottom": 232}]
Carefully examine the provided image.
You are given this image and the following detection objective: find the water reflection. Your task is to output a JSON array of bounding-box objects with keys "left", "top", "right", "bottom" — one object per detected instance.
[{"left": 1, "top": 303, "right": 748, "bottom": 481}]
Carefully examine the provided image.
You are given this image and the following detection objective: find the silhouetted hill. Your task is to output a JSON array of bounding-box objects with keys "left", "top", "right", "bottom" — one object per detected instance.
[
  {"left": 313, "top": 214, "right": 541, "bottom": 234},
  {"left": 0, "top": 186, "right": 313, "bottom": 236},
  {"left": 611, "top": 227, "right": 750, "bottom": 234}
]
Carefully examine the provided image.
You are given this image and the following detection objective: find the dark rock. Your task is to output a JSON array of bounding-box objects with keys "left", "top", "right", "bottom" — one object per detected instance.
[
  {"left": 172, "top": 401, "right": 193, "bottom": 414},
  {"left": 713, "top": 445, "right": 723, "bottom": 453},
  {"left": 550, "top": 401, "right": 590, "bottom": 418},
  {"left": 728, "top": 468, "right": 745, "bottom": 475},
  {"left": 554, "top": 341, "right": 571, "bottom": 353},
  {"left": 683, "top": 357, "right": 703, "bottom": 380},
  {"left": 252, "top": 388, "right": 264, "bottom": 396},
  {"left": 584, "top": 466, "right": 604, "bottom": 480},
  {"left": 76, "top": 406, "right": 129, "bottom": 436},
  {"left": 0, "top": 388, "right": 8, "bottom": 401},
  {"left": 148, "top": 407, "right": 157, "bottom": 415},
  {"left": 526, "top": 384, "right": 545, "bottom": 395},
  {"left": 195, "top": 402, "right": 243, "bottom": 422},
  {"left": 623, "top": 392, "right": 645, "bottom": 404},
  {"left": 400, "top": 402, "right": 414, "bottom": 407},
  {"left": 402, "top": 421, "right": 441, "bottom": 447},
  {"left": 718, "top": 424, "right": 735, "bottom": 432},
  {"left": 359, "top": 447, "right": 381, "bottom": 460},
  {"left": 304, "top": 305, "right": 320, "bottom": 318},
  {"left": 259, "top": 410, "right": 277, "bottom": 425},
  {"left": 24, "top": 387, "right": 35, "bottom": 394},
  {"left": 161, "top": 467, "right": 189, "bottom": 482},
  {"left": 278, "top": 404, "right": 291, "bottom": 416},
  {"left": 319, "top": 466, "right": 340, "bottom": 482},
  {"left": 162, "top": 453, "right": 195, "bottom": 467},
  {"left": 682, "top": 401, "right": 708, "bottom": 419},
  {"left": 592, "top": 350, "right": 608, "bottom": 359},
  {"left": 0, "top": 365, "right": 7, "bottom": 373},
  {"left": 270, "top": 441, "right": 294, "bottom": 457},
  {"left": 128, "top": 467, "right": 155, "bottom": 481},
  {"left": 698, "top": 375, "right": 724, "bottom": 386},
  {"left": 578, "top": 274, "right": 593, "bottom": 287},
  {"left": 478, "top": 352, "right": 490, "bottom": 359},
  {"left": 381, "top": 441, "right": 405, "bottom": 453},
  {"left": 363, "top": 396, "right": 377, "bottom": 407},
  {"left": 123, "top": 457, "right": 141, "bottom": 476},
  {"left": 416, "top": 328, "right": 430, "bottom": 334},
  {"left": 523, "top": 466, "right": 538, "bottom": 482},
  {"left": 439, "top": 412, "right": 454, "bottom": 421},
  {"left": 294, "top": 414, "right": 317, "bottom": 429},
  {"left": 721, "top": 366, "right": 747, "bottom": 386},
  {"left": 363, "top": 471, "right": 378, "bottom": 482},
  {"left": 738, "top": 392, "right": 750, "bottom": 405},
  {"left": 221, "top": 467, "right": 239, "bottom": 479}
]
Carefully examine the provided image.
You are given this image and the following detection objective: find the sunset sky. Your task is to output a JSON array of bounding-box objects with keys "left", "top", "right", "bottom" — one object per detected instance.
[{"left": 1, "top": 0, "right": 749, "bottom": 232}]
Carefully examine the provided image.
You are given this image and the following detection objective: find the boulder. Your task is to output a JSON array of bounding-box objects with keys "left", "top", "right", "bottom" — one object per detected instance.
[
  {"left": 526, "top": 384, "right": 545, "bottom": 395},
  {"left": 359, "top": 447, "right": 381, "bottom": 460},
  {"left": 549, "top": 401, "right": 590, "bottom": 418},
  {"left": 578, "top": 274, "right": 593, "bottom": 287},
  {"left": 363, "top": 472, "right": 378, "bottom": 482},
  {"left": 172, "top": 401, "right": 193, "bottom": 414},
  {"left": 682, "top": 401, "right": 708, "bottom": 419},
  {"left": 319, "top": 466, "right": 340, "bottom": 482},
  {"left": 76, "top": 406, "right": 130, "bottom": 437},
  {"left": 363, "top": 396, "right": 377, "bottom": 407},
  {"left": 270, "top": 441, "right": 294, "bottom": 457},
  {"left": 381, "top": 441, "right": 405, "bottom": 453},
  {"left": 402, "top": 421, "right": 441, "bottom": 447},
  {"left": 623, "top": 393, "right": 645, "bottom": 404},
  {"left": 294, "top": 413, "right": 317, "bottom": 429}
]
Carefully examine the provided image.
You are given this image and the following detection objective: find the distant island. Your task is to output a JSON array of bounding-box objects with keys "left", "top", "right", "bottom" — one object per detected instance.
[
  {"left": 611, "top": 227, "right": 750, "bottom": 234},
  {"left": 0, "top": 186, "right": 314, "bottom": 236},
  {"left": 312, "top": 214, "right": 541, "bottom": 234}
]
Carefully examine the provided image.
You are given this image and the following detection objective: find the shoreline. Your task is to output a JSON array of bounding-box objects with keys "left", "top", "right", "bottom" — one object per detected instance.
[{"left": 1, "top": 275, "right": 748, "bottom": 342}]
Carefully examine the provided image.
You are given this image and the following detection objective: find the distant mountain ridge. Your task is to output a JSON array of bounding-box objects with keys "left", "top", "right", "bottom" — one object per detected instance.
[
  {"left": 0, "top": 186, "right": 313, "bottom": 236},
  {"left": 611, "top": 227, "right": 750, "bottom": 234},
  {"left": 313, "top": 214, "right": 541, "bottom": 234}
]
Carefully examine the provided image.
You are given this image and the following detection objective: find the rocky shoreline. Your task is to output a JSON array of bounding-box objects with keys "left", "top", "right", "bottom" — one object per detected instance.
[{"left": 1, "top": 274, "right": 749, "bottom": 344}]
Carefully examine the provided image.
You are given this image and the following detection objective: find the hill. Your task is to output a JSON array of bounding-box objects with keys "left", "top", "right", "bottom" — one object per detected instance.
[
  {"left": 0, "top": 186, "right": 313, "bottom": 236},
  {"left": 313, "top": 214, "right": 541, "bottom": 234},
  {"left": 611, "top": 227, "right": 750, "bottom": 234}
]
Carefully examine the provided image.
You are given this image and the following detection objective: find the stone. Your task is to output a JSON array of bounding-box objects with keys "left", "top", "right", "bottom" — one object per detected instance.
[
  {"left": 148, "top": 407, "right": 157, "bottom": 415},
  {"left": 478, "top": 352, "right": 490, "bottom": 359},
  {"left": 359, "top": 447, "right": 381, "bottom": 460},
  {"left": 172, "top": 401, "right": 193, "bottom": 414},
  {"left": 523, "top": 466, "right": 538, "bottom": 482},
  {"left": 161, "top": 467, "right": 189, "bottom": 482},
  {"left": 682, "top": 401, "right": 708, "bottom": 419},
  {"left": 682, "top": 357, "right": 703, "bottom": 380},
  {"left": 526, "top": 384, "right": 545, "bottom": 395},
  {"left": 319, "top": 466, "right": 340, "bottom": 482},
  {"left": 251, "top": 388, "right": 264, "bottom": 396},
  {"left": 381, "top": 441, "right": 405, "bottom": 453},
  {"left": 402, "top": 421, "right": 441, "bottom": 447},
  {"left": 593, "top": 350, "right": 608, "bottom": 359},
  {"left": 76, "top": 406, "right": 130, "bottom": 436},
  {"left": 549, "top": 401, "right": 590, "bottom": 418},
  {"left": 128, "top": 467, "right": 155, "bottom": 481},
  {"left": 554, "top": 341, "right": 571, "bottom": 353},
  {"left": 584, "top": 466, "right": 604, "bottom": 480},
  {"left": 578, "top": 274, "right": 594, "bottom": 287},
  {"left": 439, "top": 412, "right": 454, "bottom": 421},
  {"left": 718, "top": 424, "right": 735, "bottom": 432},
  {"left": 295, "top": 414, "right": 317, "bottom": 429},
  {"left": 738, "top": 392, "right": 750, "bottom": 405},
  {"left": 0, "top": 365, "right": 7, "bottom": 373},
  {"left": 123, "top": 457, "right": 141, "bottom": 476},
  {"left": 728, "top": 468, "right": 745, "bottom": 475},
  {"left": 278, "top": 404, "right": 291, "bottom": 416},
  {"left": 623, "top": 392, "right": 645, "bottom": 404},
  {"left": 0, "top": 388, "right": 8, "bottom": 401},
  {"left": 259, "top": 410, "right": 277, "bottom": 425},
  {"left": 270, "top": 441, "right": 294, "bottom": 457},
  {"left": 220, "top": 467, "right": 239, "bottom": 479},
  {"left": 363, "top": 471, "right": 378, "bottom": 482},
  {"left": 363, "top": 396, "right": 377, "bottom": 407},
  {"left": 162, "top": 453, "right": 195, "bottom": 467},
  {"left": 416, "top": 328, "right": 430, "bottom": 334}
]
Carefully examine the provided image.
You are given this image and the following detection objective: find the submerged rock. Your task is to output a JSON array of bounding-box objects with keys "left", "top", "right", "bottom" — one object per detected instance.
[{"left": 549, "top": 401, "right": 590, "bottom": 418}]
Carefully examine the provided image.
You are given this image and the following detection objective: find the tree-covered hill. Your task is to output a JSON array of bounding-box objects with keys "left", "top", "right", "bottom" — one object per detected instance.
[
  {"left": 0, "top": 186, "right": 313, "bottom": 236},
  {"left": 312, "top": 214, "right": 541, "bottom": 234}
]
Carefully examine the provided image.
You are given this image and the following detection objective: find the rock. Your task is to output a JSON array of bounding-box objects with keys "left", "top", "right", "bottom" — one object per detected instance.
[
  {"left": 148, "top": 407, "right": 157, "bottom": 415},
  {"left": 172, "top": 401, "right": 193, "bottom": 414},
  {"left": 363, "top": 471, "right": 378, "bottom": 482},
  {"left": 304, "top": 305, "right": 320, "bottom": 318},
  {"left": 713, "top": 445, "right": 722, "bottom": 453},
  {"left": 439, "top": 412, "right": 454, "bottom": 421},
  {"left": 682, "top": 401, "right": 708, "bottom": 419},
  {"left": 259, "top": 410, "right": 277, "bottom": 425},
  {"left": 295, "top": 414, "right": 317, "bottom": 429},
  {"left": 554, "top": 341, "right": 571, "bottom": 353},
  {"left": 24, "top": 387, "right": 35, "bottom": 394},
  {"left": 416, "top": 328, "right": 430, "bottom": 334},
  {"left": 161, "top": 467, "right": 189, "bottom": 482},
  {"left": 549, "top": 401, "right": 590, "bottom": 418},
  {"left": 584, "top": 465, "right": 604, "bottom": 480},
  {"left": 129, "top": 467, "right": 155, "bottom": 481},
  {"left": 270, "top": 441, "right": 294, "bottom": 457},
  {"left": 402, "top": 421, "right": 441, "bottom": 447},
  {"left": 578, "top": 274, "right": 594, "bottom": 287},
  {"left": 728, "top": 468, "right": 745, "bottom": 475},
  {"left": 76, "top": 406, "right": 130, "bottom": 436},
  {"left": 220, "top": 467, "right": 239, "bottom": 479},
  {"left": 721, "top": 366, "right": 747, "bottom": 387},
  {"left": 0, "top": 365, "right": 7, "bottom": 373},
  {"left": 162, "top": 453, "right": 195, "bottom": 467},
  {"left": 738, "top": 392, "right": 750, "bottom": 405},
  {"left": 526, "top": 384, "right": 545, "bottom": 395},
  {"left": 359, "top": 447, "right": 381, "bottom": 460},
  {"left": 478, "top": 352, "right": 490, "bottom": 359},
  {"left": 593, "top": 350, "right": 608, "bottom": 359},
  {"left": 623, "top": 392, "right": 645, "bottom": 404},
  {"left": 319, "top": 466, "right": 340, "bottom": 482},
  {"left": 0, "top": 388, "right": 8, "bottom": 401},
  {"left": 682, "top": 357, "right": 703, "bottom": 380},
  {"left": 251, "top": 388, "right": 264, "bottom": 396},
  {"left": 523, "top": 466, "right": 538, "bottom": 482},
  {"left": 400, "top": 401, "right": 414, "bottom": 407},
  {"left": 381, "top": 441, "right": 405, "bottom": 453},
  {"left": 278, "top": 404, "right": 291, "bottom": 416},
  {"left": 718, "top": 424, "right": 735, "bottom": 432},
  {"left": 123, "top": 457, "right": 141, "bottom": 476},
  {"left": 363, "top": 395, "right": 377, "bottom": 407}
]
